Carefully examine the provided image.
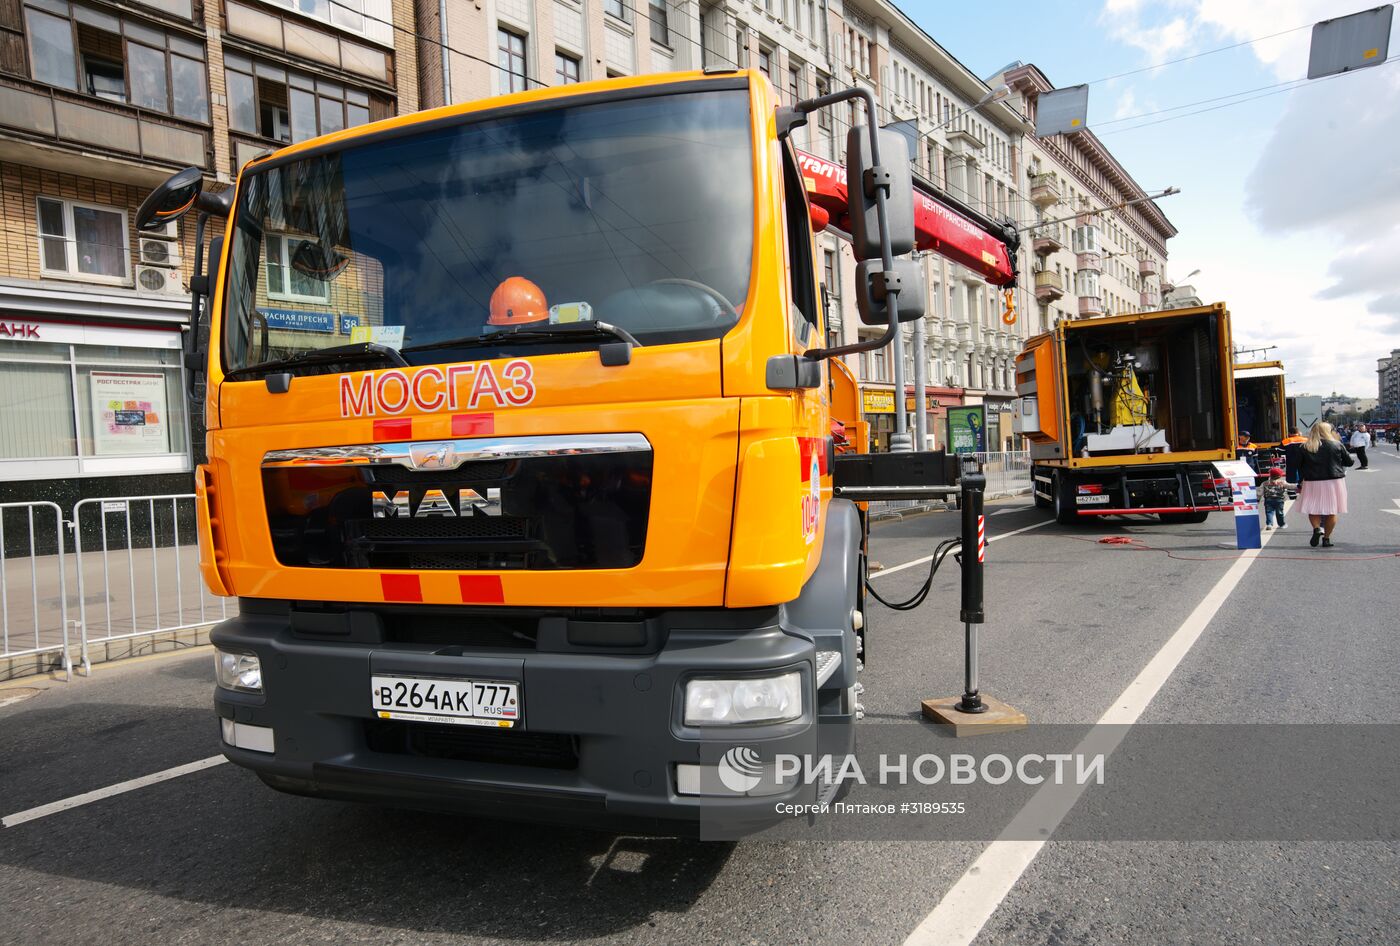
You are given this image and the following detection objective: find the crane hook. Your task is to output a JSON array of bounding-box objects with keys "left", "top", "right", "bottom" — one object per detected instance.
[{"left": 1001, "top": 289, "right": 1017, "bottom": 326}]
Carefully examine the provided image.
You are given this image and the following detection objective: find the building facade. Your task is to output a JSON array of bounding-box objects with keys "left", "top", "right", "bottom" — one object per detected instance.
[
  {"left": 0, "top": 0, "right": 419, "bottom": 505},
  {"left": 1000, "top": 63, "right": 1174, "bottom": 339},
  {"left": 1378, "top": 349, "right": 1400, "bottom": 420}
]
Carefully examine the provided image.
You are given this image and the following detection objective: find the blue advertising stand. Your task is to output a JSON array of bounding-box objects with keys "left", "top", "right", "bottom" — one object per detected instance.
[{"left": 1213, "top": 459, "right": 1261, "bottom": 549}]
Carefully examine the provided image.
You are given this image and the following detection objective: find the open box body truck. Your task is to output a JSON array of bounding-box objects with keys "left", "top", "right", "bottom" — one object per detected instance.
[
  {"left": 1016, "top": 304, "right": 1238, "bottom": 525},
  {"left": 1233, "top": 360, "right": 1287, "bottom": 450},
  {"left": 140, "top": 69, "right": 1020, "bottom": 832}
]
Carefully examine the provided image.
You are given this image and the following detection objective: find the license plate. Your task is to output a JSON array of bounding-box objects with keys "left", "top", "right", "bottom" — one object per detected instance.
[
  {"left": 1076, "top": 494, "right": 1111, "bottom": 504},
  {"left": 370, "top": 675, "right": 520, "bottom": 728}
]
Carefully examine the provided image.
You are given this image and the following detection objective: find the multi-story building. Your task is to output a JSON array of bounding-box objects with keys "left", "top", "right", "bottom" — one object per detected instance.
[
  {"left": 1378, "top": 349, "right": 1400, "bottom": 419},
  {"left": 1000, "top": 64, "right": 1174, "bottom": 335},
  {"left": 0, "top": 0, "right": 419, "bottom": 505},
  {"left": 823, "top": 0, "right": 1032, "bottom": 451}
]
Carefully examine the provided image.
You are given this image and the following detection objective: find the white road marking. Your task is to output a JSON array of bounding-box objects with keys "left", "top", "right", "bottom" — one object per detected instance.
[
  {"left": 1383, "top": 499, "right": 1400, "bottom": 517},
  {"left": 901, "top": 505, "right": 1288, "bottom": 946},
  {"left": 2, "top": 756, "right": 227, "bottom": 828},
  {"left": 871, "top": 519, "right": 1051, "bottom": 579}
]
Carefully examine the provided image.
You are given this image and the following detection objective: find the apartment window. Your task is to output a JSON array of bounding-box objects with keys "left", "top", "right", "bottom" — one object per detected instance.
[
  {"left": 554, "top": 51, "right": 580, "bottom": 84},
  {"left": 265, "top": 234, "right": 331, "bottom": 302},
  {"left": 823, "top": 249, "right": 836, "bottom": 294},
  {"left": 498, "top": 28, "right": 528, "bottom": 93},
  {"left": 649, "top": 0, "right": 669, "bottom": 45},
  {"left": 815, "top": 77, "right": 831, "bottom": 129},
  {"left": 226, "top": 54, "right": 372, "bottom": 143},
  {"left": 23, "top": 2, "right": 208, "bottom": 121},
  {"left": 604, "top": 0, "right": 627, "bottom": 21},
  {"left": 758, "top": 47, "right": 771, "bottom": 79},
  {"left": 259, "top": 0, "right": 393, "bottom": 45},
  {"left": 734, "top": 26, "right": 748, "bottom": 67},
  {"left": 787, "top": 65, "right": 800, "bottom": 105},
  {"left": 36, "top": 197, "right": 128, "bottom": 284}
]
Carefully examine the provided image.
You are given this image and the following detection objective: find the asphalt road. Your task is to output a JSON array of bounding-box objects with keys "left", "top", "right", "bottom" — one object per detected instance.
[{"left": 2, "top": 452, "right": 1397, "bottom": 945}]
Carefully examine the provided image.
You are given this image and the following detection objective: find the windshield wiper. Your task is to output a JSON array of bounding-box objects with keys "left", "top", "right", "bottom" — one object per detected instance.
[
  {"left": 401, "top": 320, "right": 642, "bottom": 357},
  {"left": 224, "top": 342, "right": 409, "bottom": 382}
]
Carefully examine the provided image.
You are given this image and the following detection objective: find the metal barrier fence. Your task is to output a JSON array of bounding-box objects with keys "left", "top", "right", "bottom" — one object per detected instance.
[
  {"left": 72, "top": 494, "right": 232, "bottom": 674},
  {"left": 0, "top": 502, "right": 72, "bottom": 680}
]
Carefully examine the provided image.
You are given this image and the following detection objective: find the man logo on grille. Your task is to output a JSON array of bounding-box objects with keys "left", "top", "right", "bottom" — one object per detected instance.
[
  {"left": 409, "top": 442, "right": 456, "bottom": 469},
  {"left": 717, "top": 746, "right": 764, "bottom": 793},
  {"left": 371, "top": 487, "right": 502, "bottom": 518}
]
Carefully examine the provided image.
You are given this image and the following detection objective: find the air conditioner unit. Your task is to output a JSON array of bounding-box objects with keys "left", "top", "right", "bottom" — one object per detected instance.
[
  {"left": 139, "top": 237, "right": 182, "bottom": 268},
  {"left": 135, "top": 265, "right": 184, "bottom": 295},
  {"left": 143, "top": 219, "right": 179, "bottom": 240}
]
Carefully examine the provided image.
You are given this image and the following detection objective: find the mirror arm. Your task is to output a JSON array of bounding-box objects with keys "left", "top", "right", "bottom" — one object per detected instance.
[{"left": 799, "top": 86, "right": 904, "bottom": 361}]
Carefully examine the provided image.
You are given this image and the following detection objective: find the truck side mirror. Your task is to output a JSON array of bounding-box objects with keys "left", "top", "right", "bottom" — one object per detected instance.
[
  {"left": 136, "top": 167, "right": 204, "bottom": 231},
  {"left": 845, "top": 126, "right": 915, "bottom": 261},
  {"left": 855, "top": 257, "right": 924, "bottom": 325}
]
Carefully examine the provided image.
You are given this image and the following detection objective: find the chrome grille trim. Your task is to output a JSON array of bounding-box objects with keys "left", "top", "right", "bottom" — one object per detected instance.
[{"left": 262, "top": 433, "right": 652, "bottom": 471}]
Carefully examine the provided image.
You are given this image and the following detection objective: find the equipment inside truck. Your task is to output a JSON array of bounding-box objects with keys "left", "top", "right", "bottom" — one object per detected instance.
[
  {"left": 1234, "top": 369, "right": 1285, "bottom": 445},
  {"left": 1064, "top": 309, "right": 1227, "bottom": 458}
]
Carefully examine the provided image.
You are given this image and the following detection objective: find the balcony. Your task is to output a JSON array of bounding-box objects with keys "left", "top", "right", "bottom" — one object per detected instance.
[
  {"left": 1078, "top": 295, "right": 1105, "bottom": 318},
  {"left": 1032, "top": 222, "right": 1067, "bottom": 256},
  {"left": 1029, "top": 172, "right": 1061, "bottom": 208},
  {"left": 0, "top": 76, "right": 210, "bottom": 174},
  {"left": 1141, "top": 290, "right": 1161, "bottom": 309},
  {"left": 1076, "top": 250, "right": 1102, "bottom": 273},
  {"left": 1034, "top": 269, "right": 1064, "bottom": 304},
  {"left": 1139, "top": 256, "right": 1160, "bottom": 277}
]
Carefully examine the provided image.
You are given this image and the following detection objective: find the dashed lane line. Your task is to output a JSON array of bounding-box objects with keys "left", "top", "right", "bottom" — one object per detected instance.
[{"left": 2, "top": 756, "right": 227, "bottom": 828}]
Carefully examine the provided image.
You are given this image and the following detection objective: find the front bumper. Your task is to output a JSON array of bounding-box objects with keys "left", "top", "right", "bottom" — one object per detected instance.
[{"left": 212, "top": 599, "right": 853, "bottom": 834}]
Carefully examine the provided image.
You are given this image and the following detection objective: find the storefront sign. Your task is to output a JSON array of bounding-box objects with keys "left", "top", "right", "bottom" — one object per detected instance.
[
  {"left": 90, "top": 372, "right": 169, "bottom": 456},
  {"left": 0, "top": 321, "right": 41, "bottom": 339},
  {"left": 946, "top": 405, "right": 987, "bottom": 454},
  {"left": 906, "top": 394, "right": 941, "bottom": 412},
  {"left": 262, "top": 308, "right": 336, "bottom": 333},
  {"left": 862, "top": 390, "right": 895, "bottom": 414}
]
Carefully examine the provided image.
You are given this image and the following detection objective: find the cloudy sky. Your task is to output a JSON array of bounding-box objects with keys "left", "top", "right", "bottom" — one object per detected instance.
[{"left": 911, "top": 0, "right": 1399, "bottom": 398}]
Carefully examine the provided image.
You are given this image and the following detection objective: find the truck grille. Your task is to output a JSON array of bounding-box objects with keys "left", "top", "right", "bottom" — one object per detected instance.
[
  {"left": 364, "top": 719, "right": 579, "bottom": 770},
  {"left": 262, "top": 441, "right": 652, "bottom": 571}
]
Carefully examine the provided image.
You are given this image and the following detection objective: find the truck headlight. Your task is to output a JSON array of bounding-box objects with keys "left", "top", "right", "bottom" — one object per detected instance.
[
  {"left": 684, "top": 671, "right": 801, "bottom": 725},
  {"left": 215, "top": 649, "right": 263, "bottom": 693}
]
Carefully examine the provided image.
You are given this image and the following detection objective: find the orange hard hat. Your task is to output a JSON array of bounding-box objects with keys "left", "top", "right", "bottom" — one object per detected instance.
[{"left": 488, "top": 277, "right": 548, "bottom": 326}]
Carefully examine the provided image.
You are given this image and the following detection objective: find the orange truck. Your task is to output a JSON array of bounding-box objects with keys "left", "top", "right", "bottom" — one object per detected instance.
[
  {"left": 1014, "top": 303, "right": 1239, "bottom": 525},
  {"left": 1233, "top": 360, "right": 1287, "bottom": 450},
  {"left": 138, "top": 70, "right": 997, "bottom": 831}
]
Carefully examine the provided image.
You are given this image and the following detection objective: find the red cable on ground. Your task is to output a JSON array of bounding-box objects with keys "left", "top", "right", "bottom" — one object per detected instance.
[{"left": 1066, "top": 533, "right": 1400, "bottom": 562}]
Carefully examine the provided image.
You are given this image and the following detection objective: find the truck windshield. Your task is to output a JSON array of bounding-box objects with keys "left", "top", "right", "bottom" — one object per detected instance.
[{"left": 221, "top": 88, "right": 755, "bottom": 373}]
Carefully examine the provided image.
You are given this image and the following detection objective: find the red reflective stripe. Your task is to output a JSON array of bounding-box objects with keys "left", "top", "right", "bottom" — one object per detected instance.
[
  {"left": 380, "top": 573, "right": 422, "bottom": 601},
  {"left": 451, "top": 413, "right": 495, "bottom": 437},
  {"left": 1076, "top": 505, "right": 1234, "bottom": 516},
  {"left": 798, "top": 437, "right": 829, "bottom": 481},
  {"left": 373, "top": 418, "right": 412, "bottom": 441},
  {"left": 977, "top": 515, "right": 986, "bottom": 562},
  {"left": 459, "top": 575, "right": 505, "bottom": 604}
]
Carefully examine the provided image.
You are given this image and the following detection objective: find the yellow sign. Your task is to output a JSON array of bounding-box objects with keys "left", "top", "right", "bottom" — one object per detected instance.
[{"left": 862, "top": 390, "right": 895, "bottom": 413}]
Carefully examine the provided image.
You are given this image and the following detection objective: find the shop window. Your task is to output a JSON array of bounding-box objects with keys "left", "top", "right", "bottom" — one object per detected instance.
[
  {"left": 37, "top": 197, "right": 129, "bottom": 284},
  {"left": 265, "top": 234, "right": 331, "bottom": 302},
  {"left": 0, "top": 339, "right": 188, "bottom": 471}
]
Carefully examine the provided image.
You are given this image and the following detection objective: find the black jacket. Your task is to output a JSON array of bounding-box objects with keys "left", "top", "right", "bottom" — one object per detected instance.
[{"left": 1299, "top": 440, "right": 1353, "bottom": 481}]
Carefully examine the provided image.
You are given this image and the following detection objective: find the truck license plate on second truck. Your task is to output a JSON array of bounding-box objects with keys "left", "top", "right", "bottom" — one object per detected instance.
[{"left": 370, "top": 676, "right": 520, "bottom": 727}]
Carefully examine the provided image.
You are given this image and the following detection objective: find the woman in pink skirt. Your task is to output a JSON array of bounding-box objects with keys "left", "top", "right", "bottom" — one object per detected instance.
[{"left": 1296, "top": 422, "right": 1352, "bottom": 548}]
